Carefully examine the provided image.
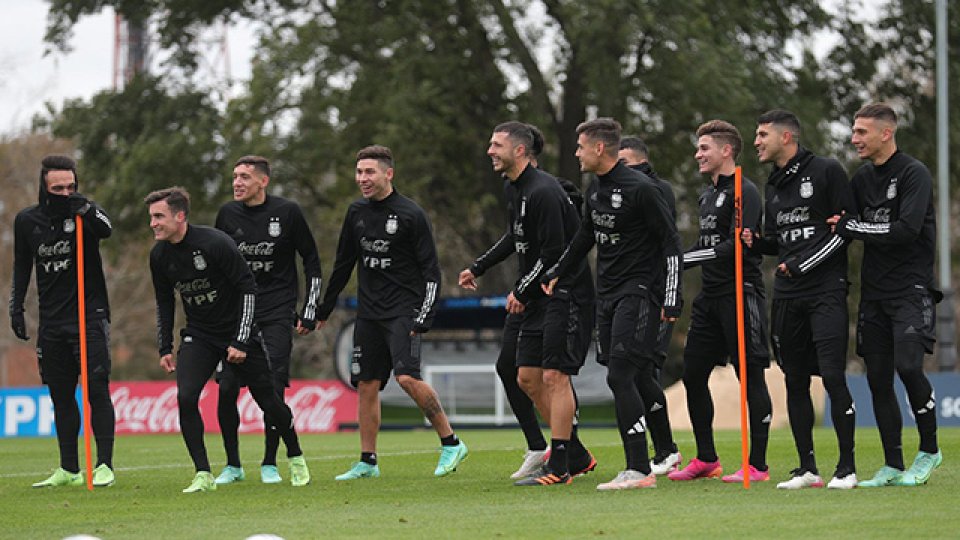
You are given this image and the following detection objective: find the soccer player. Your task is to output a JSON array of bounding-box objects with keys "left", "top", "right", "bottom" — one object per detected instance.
[
  {"left": 617, "top": 136, "right": 683, "bottom": 475},
  {"left": 461, "top": 122, "right": 596, "bottom": 486},
  {"left": 212, "top": 155, "right": 323, "bottom": 485},
  {"left": 744, "top": 109, "right": 858, "bottom": 489},
  {"left": 10, "top": 155, "right": 116, "bottom": 488},
  {"left": 146, "top": 187, "right": 310, "bottom": 493},
  {"left": 318, "top": 145, "right": 468, "bottom": 480},
  {"left": 829, "top": 103, "right": 942, "bottom": 486},
  {"left": 666, "top": 121, "right": 773, "bottom": 484},
  {"left": 544, "top": 118, "right": 683, "bottom": 490}
]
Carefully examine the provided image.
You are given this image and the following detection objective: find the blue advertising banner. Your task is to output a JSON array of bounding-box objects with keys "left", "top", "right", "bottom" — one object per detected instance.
[
  {"left": 0, "top": 387, "right": 56, "bottom": 437},
  {"left": 826, "top": 373, "right": 960, "bottom": 427}
]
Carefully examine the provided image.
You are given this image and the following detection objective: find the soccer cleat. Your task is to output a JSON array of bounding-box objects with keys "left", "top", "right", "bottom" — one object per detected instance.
[
  {"left": 32, "top": 468, "right": 83, "bottom": 488},
  {"left": 651, "top": 451, "right": 682, "bottom": 476},
  {"left": 289, "top": 455, "right": 311, "bottom": 487},
  {"left": 667, "top": 458, "right": 722, "bottom": 481},
  {"left": 513, "top": 464, "right": 571, "bottom": 486},
  {"left": 721, "top": 465, "right": 770, "bottom": 483},
  {"left": 182, "top": 471, "right": 217, "bottom": 493},
  {"left": 510, "top": 449, "right": 548, "bottom": 479},
  {"left": 214, "top": 465, "right": 245, "bottom": 485},
  {"left": 827, "top": 472, "right": 858, "bottom": 489},
  {"left": 858, "top": 465, "right": 904, "bottom": 488},
  {"left": 900, "top": 450, "right": 942, "bottom": 486},
  {"left": 261, "top": 464, "right": 282, "bottom": 484},
  {"left": 434, "top": 441, "right": 468, "bottom": 477},
  {"left": 596, "top": 470, "right": 656, "bottom": 491},
  {"left": 335, "top": 461, "right": 381, "bottom": 481},
  {"left": 92, "top": 464, "right": 116, "bottom": 487},
  {"left": 776, "top": 469, "right": 824, "bottom": 489},
  {"left": 570, "top": 451, "right": 598, "bottom": 477}
]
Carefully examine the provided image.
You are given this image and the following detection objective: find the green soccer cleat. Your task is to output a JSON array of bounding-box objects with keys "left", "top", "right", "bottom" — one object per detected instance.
[
  {"left": 335, "top": 461, "right": 380, "bottom": 481},
  {"left": 858, "top": 465, "right": 904, "bottom": 488},
  {"left": 214, "top": 465, "right": 245, "bottom": 485},
  {"left": 92, "top": 464, "right": 116, "bottom": 487},
  {"left": 289, "top": 456, "right": 311, "bottom": 487},
  {"left": 182, "top": 471, "right": 217, "bottom": 493},
  {"left": 900, "top": 450, "right": 943, "bottom": 486},
  {"left": 434, "top": 441, "right": 468, "bottom": 477},
  {"left": 32, "top": 467, "right": 83, "bottom": 488},
  {"left": 261, "top": 464, "right": 282, "bottom": 484}
]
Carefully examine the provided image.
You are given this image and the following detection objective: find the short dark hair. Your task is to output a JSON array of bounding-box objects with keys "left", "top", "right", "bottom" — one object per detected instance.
[
  {"left": 234, "top": 155, "right": 271, "bottom": 177},
  {"left": 619, "top": 136, "right": 649, "bottom": 160},
  {"left": 854, "top": 103, "right": 898, "bottom": 125},
  {"left": 41, "top": 154, "right": 77, "bottom": 182},
  {"left": 757, "top": 109, "right": 801, "bottom": 140},
  {"left": 527, "top": 124, "right": 544, "bottom": 156},
  {"left": 696, "top": 120, "right": 743, "bottom": 159},
  {"left": 493, "top": 121, "right": 536, "bottom": 157},
  {"left": 144, "top": 186, "right": 191, "bottom": 217},
  {"left": 576, "top": 118, "right": 621, "bottom": 157},
  {"left": 356, "top": 145, "right": 394, "bottom": 169}
]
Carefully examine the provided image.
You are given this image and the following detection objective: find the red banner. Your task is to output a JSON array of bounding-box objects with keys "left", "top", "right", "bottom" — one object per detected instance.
[{"left": 110, "top": 380, "right": 357, "bottom": 434}]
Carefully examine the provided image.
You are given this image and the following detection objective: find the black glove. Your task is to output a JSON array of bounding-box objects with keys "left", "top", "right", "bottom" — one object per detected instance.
[
  {"left": 10, "top": 313, "right": 29, "bottom": 341},
  {"left": 297, "top": 315, "right": 316, "bottom": 330},
  {"left": 412, "top": 322, "right": 431, "bottom": 335},
  {"left": 68, "top": 193, "right": 91, "bottom": 216}
]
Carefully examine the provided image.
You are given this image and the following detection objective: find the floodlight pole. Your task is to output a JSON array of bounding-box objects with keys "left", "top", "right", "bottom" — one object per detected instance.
[{"left": 935, "top": 0, "right": 956, "bottom": 372}]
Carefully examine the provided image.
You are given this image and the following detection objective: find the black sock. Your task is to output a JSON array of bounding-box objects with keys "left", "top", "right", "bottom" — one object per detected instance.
[
  {"left": 440, "top": 434, "right": 460, "bottom": 447},
  {"left": 49, "top": 380, "right": 81, "bottom": 473},
  {"left": 896, "top": 342, "right": 939, "bottom": 455},
  {"left": 217, "top": 381, "right": 242, "bottom": 467},
  {"left": 497, "top": 350, "right": 546, "bottom": 451},
  {"left": 866, "top": 353, "right": 905, "bottom": 470},
  {"left": 548, "top": 439, "right": 569, "bottom": 475},
  {"left": 262, "top": 387, "right": 284, "bottom": 466},
  {"left": 683, "top": 356, "right": 718, "bottom": 463},
  {"left": 88, "top": 378, "right": 115, "bottom": 469},
  {"left": 361, "top": 452, "right": 377, "bottom": 465},
  {"left": 608, "top": 359, "right": 651, "bottom": 474},
  {"left": 745, "top": 365, "right": 772, "bottom": 471}
]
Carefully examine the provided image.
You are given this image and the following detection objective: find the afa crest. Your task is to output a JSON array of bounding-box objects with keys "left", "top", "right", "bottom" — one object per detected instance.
[
  {"left": 799, "top": 180, "right": 813, "bottom": 199},
  {"left": 611, "top": 190, "right": 623, "bottom": 209},
  {"left": 193, "top": 250, "right": 207, "bottom": 271},
  {"left": 715, "top": 192, "right": 726, "bottom": 207},
  {"left": 887, "top": 179, "right": 897, "bottom": 200},
  {"left": 63, "top": 219, "right": 75, "bottom": 233},
  {"left": 268, "top": 218, "right": 281, "bottom": 238},
  {"left": 385, "top": 215, "right": 398, "bottom": 235}
]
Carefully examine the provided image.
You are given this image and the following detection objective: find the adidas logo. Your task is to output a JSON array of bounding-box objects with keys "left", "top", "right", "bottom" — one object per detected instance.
[
  {"left": 649, "top": 402, "right": 663, "bottom": 412},
  {"left": 613, "top": 343, "right": 626, "bottom": 352},
  {"left": 905, "top": 325, "right": 917, "bottom": 334},
  {"left": 845, "top": 406, "right": 855, "bottom": 415},
  {"left": 233, "top": 228, "right": 244, "bottom": 236},
  {"left": 627, "top": 418, "right": 647, "bottom": 435},
  {"left": 762, "top": 414, "right": 772, "bottom": 423}
]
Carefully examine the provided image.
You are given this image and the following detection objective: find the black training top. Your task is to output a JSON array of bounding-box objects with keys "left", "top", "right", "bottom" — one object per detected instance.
[
  {"left": 11, "top": 200, "right": 112, "bottom": 327},
  {"left": 545, "top": 161, "right": 682, "bottom": 317},
  {"left": 629, "top": 162, "right": 676, "bottom": 221},
  {"left": 318, "top": 189, "right": 441, "bottom": 331},
  {"left": 837, "top": 150, "right": 937, "bottom": 300},
  {"left": 215, "top": 195, "right": 323, "bottom": 324},
  {"left": 684, "top": 173, "right": 764, "bottom": 297},
  {"left": 150, "top": 224, "right": 257, "bottom": 356},
  {"left": 752, "top": 147, "right": 855, "bottom": 299}
]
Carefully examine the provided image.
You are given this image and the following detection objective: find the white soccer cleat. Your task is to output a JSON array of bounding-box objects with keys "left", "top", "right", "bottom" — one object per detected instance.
[
  {"left": 651, "top": 451, "right": 682, "bottom": 476},
  {"left": 776, "top": 469, "right": 825, "bottom": 489},
  {"left": 827, "top": 473, "right": 858, "bottom": 489},
  {"left": 596, "top": 469, "right": 656, "bottom": 491},
  {"left": 510, "top": 450, "right": 548, "bottom": 479}
]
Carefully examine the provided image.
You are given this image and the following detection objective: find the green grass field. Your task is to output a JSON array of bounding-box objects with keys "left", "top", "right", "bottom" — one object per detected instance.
[{"left": 0, "top": 427, "right": 956, "bottom": 539}]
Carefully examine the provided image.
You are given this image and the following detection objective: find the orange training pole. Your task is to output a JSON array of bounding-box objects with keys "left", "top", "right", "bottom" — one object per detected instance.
[
  {"left": 75, "top": 214, "right": 94, "bottom": 491},
  {"left": 734, "top": 166, "right": 749, "bottom": 488}
]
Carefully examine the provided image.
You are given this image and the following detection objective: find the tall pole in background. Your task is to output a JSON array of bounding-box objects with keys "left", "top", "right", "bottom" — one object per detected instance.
[{"left": 935, "top": 0, "right": 956, "bottom": 372}]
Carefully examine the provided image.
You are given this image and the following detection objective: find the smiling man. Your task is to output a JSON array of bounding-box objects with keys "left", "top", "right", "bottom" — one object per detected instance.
[
  {"left": 668, "top": 120, "right": 772, "bottom": 485},
  {"left": 744, "top": 109, "right": 858, "bottom": 490},
  {"left": 146, "top": 186, "right": 310, "bottom": 493},
  {"left": 830, "top": 103, "right": 942, "bottom": 487},
  {"left": 213, "top": 156, "right": 323, "bottom": 486},
  {"left": 317, "top": 145, "right": 467, "bottom": 480}
]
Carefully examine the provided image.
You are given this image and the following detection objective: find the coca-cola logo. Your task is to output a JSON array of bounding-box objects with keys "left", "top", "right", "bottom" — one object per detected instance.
[
  {"left": 360, "top": 237, "right": 391, "bottom": 253},
  {"left": 237, "top": 241, "right": 276, "bottom": 256},
  {"left": 37, "top": 240, "right": 71, "bottom": 258},
  {"left": 234, "top": 385, "right": 345, "bottom": 433},
  {"left": 112, "top": 385, "right": 194, "bottom": 433},
  {"left": 776, "top": 206, "right": 810, "bottom": 226}
]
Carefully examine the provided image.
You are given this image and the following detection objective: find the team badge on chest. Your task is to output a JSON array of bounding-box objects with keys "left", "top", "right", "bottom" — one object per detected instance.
[
  {"left": 385, "top": 214, "right": 398, "bottom": 235},
  {"left": 193, "top": 250, "right": 207, "bottom": 271},
  {"left": 715, "top": 192, "right": 726, "bottom": 207},
  {"left": 63, "top": 219, "right": 75, "bottom": 233},
  {"left": 611, "top": 190, "right": 623, "bottom": 209},
  {"left": 887, "top": 179, "right": 897, "bottom": 200},
  {"left": 799, "top": 178, "right": 813, "bottom": 199},
  {"left": 268, "top": 217, "right": 281, "bottom": 237}
]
